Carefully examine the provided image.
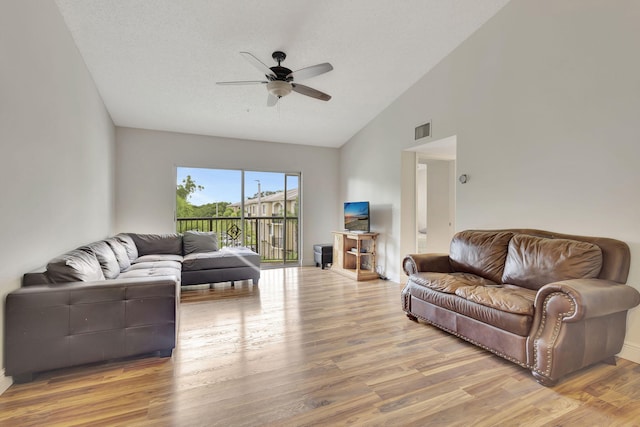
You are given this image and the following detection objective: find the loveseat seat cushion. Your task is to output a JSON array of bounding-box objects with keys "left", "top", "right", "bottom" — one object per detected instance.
[
  {"left": 454, "top": 284, "right": 536, "bottom": 316},
  {"left": 410, "top": 272, "right": 498, "bottom": 293},
  {"left": 105, "top": 238, "right": 131, "bottom": 271},
  {"left": 404, "top": 278, "right": 533, "bottom": 336},
  {"left": 181, "top": 247, "right": 260, "bottom": 272},
  {"left": 81, "top": 241, "right": 121, "bottom": 280},
  {"left": 409, "top": 272, "right": 535, "bottom": 316},
  {"left": 130, "top": 233, "right": 183, "bottom": 256},
  {"left": 502, "top": 234, "right": 603, "bottom": 290},
  {"left": 449, "top": 231, "right": 514, "bottom": 283},
  {"left": 47, "top": 250, "right": 105, "bottom": 283}
]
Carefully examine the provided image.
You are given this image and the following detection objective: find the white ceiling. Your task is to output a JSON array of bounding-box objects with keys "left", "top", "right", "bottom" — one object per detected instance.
[{"left": 55, "top": 0, "right": 510, "bottom": 148}]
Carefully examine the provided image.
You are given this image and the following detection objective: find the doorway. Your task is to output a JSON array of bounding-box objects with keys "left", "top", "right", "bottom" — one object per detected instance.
[{"left": 408, "top": 136, "right": 456, "bottom": 253}]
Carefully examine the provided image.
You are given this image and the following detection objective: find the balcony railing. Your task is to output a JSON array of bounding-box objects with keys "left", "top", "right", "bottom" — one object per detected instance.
[{"left": 176, "top": 216, "right": 299, "bottom": 264}]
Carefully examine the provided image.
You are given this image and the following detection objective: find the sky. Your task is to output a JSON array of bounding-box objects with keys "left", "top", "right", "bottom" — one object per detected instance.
[{"left": 177, "top": 167, "right": 298, "bottom": 206}]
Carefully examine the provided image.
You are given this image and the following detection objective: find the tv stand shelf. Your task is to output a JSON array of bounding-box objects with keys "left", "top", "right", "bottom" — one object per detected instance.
[{"left": 332, "top": 231, "right": 378, "bottom": 281}]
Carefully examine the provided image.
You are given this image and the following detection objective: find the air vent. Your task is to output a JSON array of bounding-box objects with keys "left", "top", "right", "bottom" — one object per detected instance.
[{"left": 414, "top": 121, "right": 431, "bottom": 140}]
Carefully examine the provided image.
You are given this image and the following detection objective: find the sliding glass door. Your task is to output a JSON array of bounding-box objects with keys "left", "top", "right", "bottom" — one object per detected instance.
[{"left": 176, "top": 167, "right": 300, "bottom": 266}]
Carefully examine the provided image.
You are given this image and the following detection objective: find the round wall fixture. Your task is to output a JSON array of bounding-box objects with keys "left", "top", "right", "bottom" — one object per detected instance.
[{"left": 459, "top": 174, "right": 469, "bottom": 184}]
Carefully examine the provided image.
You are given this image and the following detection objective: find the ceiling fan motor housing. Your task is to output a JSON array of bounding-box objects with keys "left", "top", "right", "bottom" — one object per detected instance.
[{"left": 268, "top": 51, "right": 293, "bottom": 81}]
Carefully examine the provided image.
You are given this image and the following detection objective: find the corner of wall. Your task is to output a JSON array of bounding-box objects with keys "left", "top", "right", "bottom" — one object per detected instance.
[
  {"left": 618, "top": 341, "right": 640, "bottom": 364},
  {"left": 0, "top": 370, "right": 12, "bottom": 396}
]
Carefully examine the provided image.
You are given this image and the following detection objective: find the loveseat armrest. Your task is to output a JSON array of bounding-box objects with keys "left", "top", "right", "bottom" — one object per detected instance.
[
  {"left": 528, "top": 278, "right": 640, "bottom": 386},
  {"left": 402, "top": 253, "right": 450, "bottom": 276},
  {"left": 534, "top": 279, "right": 640, "bottom": 322}
]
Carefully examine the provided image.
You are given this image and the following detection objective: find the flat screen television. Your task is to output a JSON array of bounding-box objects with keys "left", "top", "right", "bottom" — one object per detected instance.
[{"left": 344, "top": 201, "right": 370, "bottom": 233}]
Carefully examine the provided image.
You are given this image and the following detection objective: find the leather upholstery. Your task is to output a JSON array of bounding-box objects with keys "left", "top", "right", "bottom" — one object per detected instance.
[
  {"left": 115, "top": 233, "right": 139, "bottom": 261},
  {"left": 449, "top": 231, "right": 514, "bottom": 283},
  {"left": 6, "top": 232, "right": 261, "bottom": 382},
  {"left": 502, "top": 234, "right": 602, "bottom": 290},
  {"left": 46, "top": 249, "right": 105, "bottom": 283},
  {"left": 404, "top": 281, "right": 533, "bottom": 336},
  {"left": 105, "top": 237, "right": 131, "bottom": 271},
  {"left": 182, "top": 247, "right": 260, "bottom": 271},
  {"left": 455, "top": 284, "right": 536, "bottom": 316},
  {"left": 183, "top": 230, "right": 218, "bottom": 254},
  {"left": 5, "top": 277, "right": 177, "bottom": 382},
  {"left": 403, "top": 253, "right": 451, "bottom": 276},
  {"left": 130, "top": 233, "right": 183, "bottom": 256},
  {"left": 402, "top": 229, "right": 640, "bottom": 386},
  {"left": 81, "top": 240, "right": 121, "bottom": 279}
]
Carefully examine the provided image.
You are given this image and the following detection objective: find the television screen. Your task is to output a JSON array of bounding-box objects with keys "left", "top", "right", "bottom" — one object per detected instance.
[{"left": 344, "top": 201, "right": 370, "bottom": 232}]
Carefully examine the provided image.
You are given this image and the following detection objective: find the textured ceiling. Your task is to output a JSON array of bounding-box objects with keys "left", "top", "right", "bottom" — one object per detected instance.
[{"left": 55, "top": 0, "right": 510, "bottom": 148}]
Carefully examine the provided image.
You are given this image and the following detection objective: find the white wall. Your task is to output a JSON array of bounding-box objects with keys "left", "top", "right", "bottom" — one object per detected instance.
[
  {"left": 340, "top": 0, "right": 640, "bottom": 362},
  {"left": 115, "top": 127, "right": 340, "bottom": 265},
  {"left": 0, "top": 0, "right": 115, "bottom": 386}
]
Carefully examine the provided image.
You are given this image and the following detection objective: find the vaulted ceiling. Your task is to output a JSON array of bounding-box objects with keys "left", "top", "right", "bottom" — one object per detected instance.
[{"left": 55, "top": 0, "right": 510, "bottom": 147}]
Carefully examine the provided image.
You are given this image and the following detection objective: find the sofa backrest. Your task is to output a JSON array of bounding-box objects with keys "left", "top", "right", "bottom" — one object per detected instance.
[
  {"left": 80, "top": 240, "right": 121, "bottom": 279},
  {"left": 129, "top": 233, "right": 183, "bottom": 256},
  {"left": 105, "top": 237, "right": 132, "bottom": 271},
  {"left": 449, "top": 230, "right": 514, "bottom": 283},
  {"left": 46, "top": 249, "right": 105, "bottom": 283},
  {"left": 453, "top": 229, "right": 631, "bottom": 286},
  {"left": 501, "top": 234, "right": 603, "bottom": 290},
  {"left": 502, "top": 229, "right": 630, "bottom": 284},
  {"left": 115, "top": 233, "right": 139, "bottom": 261}
]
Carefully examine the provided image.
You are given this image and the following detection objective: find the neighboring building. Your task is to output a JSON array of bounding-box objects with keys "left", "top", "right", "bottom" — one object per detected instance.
[
  {"left": 230, "top": 188, "right": 299, "bottom": 262},
  {"left": 231, "top": 188, "right": 298, "bottom": 218}
]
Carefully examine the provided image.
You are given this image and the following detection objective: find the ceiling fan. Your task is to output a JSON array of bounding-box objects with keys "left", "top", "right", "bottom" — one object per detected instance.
[{"left": 216, "top": 51, "right": 333, "bottom": 106}]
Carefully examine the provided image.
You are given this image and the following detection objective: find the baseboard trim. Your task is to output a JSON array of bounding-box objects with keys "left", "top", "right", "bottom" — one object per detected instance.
[
  {"left": 0, "top": 370, "right": 12, "bottom": 396},
  {"left": 618, "top": 342, "right": 640, "bottom": 364}
]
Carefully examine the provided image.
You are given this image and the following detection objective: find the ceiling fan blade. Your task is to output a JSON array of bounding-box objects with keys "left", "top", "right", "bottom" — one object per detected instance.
[
  {"left": 240, "top": 52, "right": 276, "bottom": 79},
  {"left": 267, "top": 93, "right": 278, "bottom": 107},
  {"left": 291, "top": 83, "right": 331, "bottom": 101},
  {"left": 287, "top": 63, "right": 333, "bottom": 81},
  {"left": 216, "top": 80, "right": 268, "bottom": 85}
]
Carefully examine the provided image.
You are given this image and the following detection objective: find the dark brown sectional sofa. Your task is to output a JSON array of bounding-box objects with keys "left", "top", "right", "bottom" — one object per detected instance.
[
  {"left": 4, "top": 231, "right": 260, "bottom": 382},
  {"left": 402, "top": 229, "right": 640, "bottom": 386}
]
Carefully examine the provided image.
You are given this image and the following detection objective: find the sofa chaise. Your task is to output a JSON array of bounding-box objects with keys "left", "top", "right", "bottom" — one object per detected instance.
[
  {"left": 4, "top": 231, "right": 260, "bottom": 382},
  {"left": 402, "top": 229, "right": 640, "bottom": 386}
]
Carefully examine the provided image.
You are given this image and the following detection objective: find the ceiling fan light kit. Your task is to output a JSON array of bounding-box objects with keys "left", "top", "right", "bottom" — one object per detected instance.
[
  {"left": 217, "top": 51, "right": 333, "bottom": 106},
  {"left": 267, "top": 81, "right": 292, "bottom": 98}
]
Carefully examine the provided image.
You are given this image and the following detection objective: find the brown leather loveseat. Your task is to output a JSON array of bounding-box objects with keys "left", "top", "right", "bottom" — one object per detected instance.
[{"left": 402, "top": 229, "right": 640, "bottom": 386}]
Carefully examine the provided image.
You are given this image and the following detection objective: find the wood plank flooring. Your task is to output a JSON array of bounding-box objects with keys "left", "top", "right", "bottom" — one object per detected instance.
[{"left": 1, "top": 267, "right": 639, "bottom": 426}]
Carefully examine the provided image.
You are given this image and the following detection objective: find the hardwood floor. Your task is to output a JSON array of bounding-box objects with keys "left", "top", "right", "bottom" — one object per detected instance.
[{"left": 1, "top": 267, "right": 640, "bottom": 426}]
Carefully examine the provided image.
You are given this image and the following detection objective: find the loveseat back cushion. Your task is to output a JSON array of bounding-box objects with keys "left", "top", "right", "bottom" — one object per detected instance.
[
  {"left": 449, "top": 231, "right": 514, "bottom": 283},
  {"left": 105, "top": 237, "right": 131, "bottom": 271},
  {"left": 502, "top": 234, "right": 603, "bottom": 290},
  {"left": 47, "top": 249, "right": 105, "bottom": 283},
  {"left": 130, "top": 233, "right": 183, "bottom": 256},
  {"left": 115, "top": 233, "right": 139, "bottom": 262},
  {"left": 80, "top": 241, "right": 120, "bottom": 279},
  {"left": 183, "top": 230, "right": 218, "bottom": 255}
]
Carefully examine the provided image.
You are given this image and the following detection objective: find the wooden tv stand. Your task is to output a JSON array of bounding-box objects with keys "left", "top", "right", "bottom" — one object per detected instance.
[{"left": 332, "top": 231, "right": 378, "bottom": 281}]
